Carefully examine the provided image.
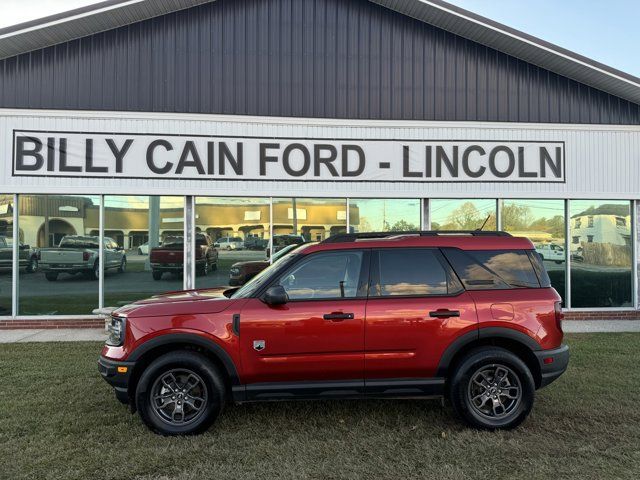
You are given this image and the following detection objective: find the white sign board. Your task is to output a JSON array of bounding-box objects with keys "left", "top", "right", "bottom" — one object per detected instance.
[{"left": 12, "top": 130, "right": 565, "bottom": 183}]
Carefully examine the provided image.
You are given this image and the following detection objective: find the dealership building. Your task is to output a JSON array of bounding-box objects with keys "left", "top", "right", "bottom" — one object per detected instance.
[{"left": 0, "top": 0, "right": 639, "bottom": 326}]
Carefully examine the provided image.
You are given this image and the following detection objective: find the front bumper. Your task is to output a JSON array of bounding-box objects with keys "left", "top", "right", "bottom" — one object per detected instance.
[
  {"left": 98, "top": 355, "right": 136, "bottom": 404},
  {"left": 535, "top": 344, "right": 569, "bottom": 388}
]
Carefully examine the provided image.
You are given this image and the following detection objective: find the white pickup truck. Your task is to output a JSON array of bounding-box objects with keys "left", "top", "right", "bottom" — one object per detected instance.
[
  {"left": 535, "top": 243, "right": 565, "bottom": 264},
  {"left": 40, "top": 235, "right": 126, "bottom": 281}
]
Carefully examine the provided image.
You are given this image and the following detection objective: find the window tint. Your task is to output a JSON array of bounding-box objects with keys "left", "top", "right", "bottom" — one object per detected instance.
[
  {"left": 374, "top": 249, "right": 459, "bottom": 296},
  {"left": 443, "top": 248, "right": 540, "bottom": 290},
  {"left": 278, "top": 251, "right": 363, "bottom": 300}
]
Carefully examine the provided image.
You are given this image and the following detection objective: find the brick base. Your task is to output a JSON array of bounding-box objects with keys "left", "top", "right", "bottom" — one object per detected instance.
[
  {"left": 0, "top": 319, "right": 105, "bottom": 329},
  {"left": 563, "top": 310, "right": 640, "bottom": 321}
]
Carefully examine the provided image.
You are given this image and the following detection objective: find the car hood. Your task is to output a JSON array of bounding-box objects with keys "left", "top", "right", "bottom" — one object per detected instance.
[{"left": 114, "top": 286, "right": 239, "bottom": 318}]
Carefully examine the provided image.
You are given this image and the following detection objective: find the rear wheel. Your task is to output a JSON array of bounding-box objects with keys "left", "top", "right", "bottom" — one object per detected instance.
[
  {"left": 152, "top": 270, "right": 163, "bottom": 281},
  {"left": 135, "top": 351, "right": 226, "bottom": 436},
  {"left": 45, "top": 272, "right": 58, "bottom": 281},
  {"left": 449, "top": 347, "right": 534, "bottom": 430}
]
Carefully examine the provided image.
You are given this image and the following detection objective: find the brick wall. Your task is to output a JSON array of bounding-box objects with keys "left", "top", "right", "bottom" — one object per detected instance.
[
  {"left": 563, "top": 310, "right": 640, "bottom": 321},
  {"left": 0, "top": 319, "right": 105, "bottom": 329}
]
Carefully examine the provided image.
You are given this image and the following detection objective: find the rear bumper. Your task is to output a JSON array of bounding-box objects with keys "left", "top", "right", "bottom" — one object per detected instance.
[
  {"left": 98, "top": 355, "right": 136, "bottom": 404},
  {"left": 535, "top": 344, "right": 569, "bottom": 388}
]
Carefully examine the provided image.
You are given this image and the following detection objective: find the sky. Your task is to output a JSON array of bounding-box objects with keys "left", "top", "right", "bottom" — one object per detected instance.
[{"left": 0, "top": 0, "right": 638, "bottom": 77}]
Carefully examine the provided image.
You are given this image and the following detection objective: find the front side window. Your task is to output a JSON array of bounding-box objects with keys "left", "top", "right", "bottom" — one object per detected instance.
[
  {"left": 372, "top": 249, "right": 461, "bottom": 296},
  {"left": 278, "top": 251, "right": 363, "bottom": 300}
]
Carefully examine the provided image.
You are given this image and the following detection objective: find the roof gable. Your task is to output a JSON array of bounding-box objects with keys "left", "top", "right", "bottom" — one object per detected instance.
[{"left": 0, "top": 0, "right": 638, "bottom": 123}]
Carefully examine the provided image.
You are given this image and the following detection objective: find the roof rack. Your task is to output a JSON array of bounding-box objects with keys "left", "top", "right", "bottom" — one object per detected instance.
[{"left": 322, "top": 230, "right": 512, "bottom": 243}]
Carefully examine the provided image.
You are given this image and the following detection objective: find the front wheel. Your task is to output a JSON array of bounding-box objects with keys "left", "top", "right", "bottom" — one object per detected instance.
[
  {"left": 26, "top": 257, "right": 38, "bottom": 273},
  {"left": 449, "top": 347, "right": 535, "bottom": 430},
  {"left": 118, "top": 257, "right": 127, "bottom": 273},
  {"left": 135, "top": 351, "right": 226, "bottom": 436}
]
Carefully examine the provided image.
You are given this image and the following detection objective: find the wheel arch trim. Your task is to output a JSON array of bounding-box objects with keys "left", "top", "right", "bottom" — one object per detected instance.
[
  {"left": 437, "top": 327, "right": 541, "bottom": 377},
  {"left": 127, "top": 333, "right": 240, "bottom": 385}
]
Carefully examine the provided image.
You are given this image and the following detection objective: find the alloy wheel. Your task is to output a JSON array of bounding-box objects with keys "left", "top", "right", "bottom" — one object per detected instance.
[
  {"left": 150, "top": 369, "right": 208, "bottom": 426},
  {"left": 467, "top": 363, "right": 522, "bottom": 419}
]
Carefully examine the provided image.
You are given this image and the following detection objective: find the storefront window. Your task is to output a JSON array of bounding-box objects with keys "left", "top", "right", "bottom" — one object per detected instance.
[
  {"left": 502, "top": 200, "right": 566, "bottom": 302},
  {"left": 0, "top": 195, "right": 14, "bottom": 315},
  {"left": 18, "top": 195, "right": 100, "bottom": 315},
  {"left": 195, "top": 198, "right": 270, "bottom": 289},
  {"left": 349, "top": 199, "right": 420, "bottom": 232},
  {"left": 430, "top": 199, "right": 497, "bottom": 231},
  {"left": 273, "top": 198, "right": 347, "bottom": 242},
  {"left": 103, "top": 196, "right": 184, "bottom": 307},
  {"left": 570, "top": 200, "right": 633, "bottom": 307}
]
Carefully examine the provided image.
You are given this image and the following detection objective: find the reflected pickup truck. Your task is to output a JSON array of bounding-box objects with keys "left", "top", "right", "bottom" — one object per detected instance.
[
  {"left": 150, "top": 233, "right": 218, "bottom": 280},
  {"left": 40, "top": 235, "right": 126, "bottom": 281},
  {"left": 0, "top": 235, "right": 38, "bottom": 273}
]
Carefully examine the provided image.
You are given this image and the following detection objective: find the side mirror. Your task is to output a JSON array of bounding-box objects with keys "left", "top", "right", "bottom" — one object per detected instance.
[{"left": 264, "top": 285, "right": 288, "bottom": 306}]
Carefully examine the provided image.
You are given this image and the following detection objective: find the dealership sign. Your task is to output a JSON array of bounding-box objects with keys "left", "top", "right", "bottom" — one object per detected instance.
[{"left": 12, "top": 131, "right": 565, "bottom": 183}]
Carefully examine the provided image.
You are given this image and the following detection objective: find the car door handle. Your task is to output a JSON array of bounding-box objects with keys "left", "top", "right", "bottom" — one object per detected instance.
[
  {"left": 429, "top": 309, "right": 460, "bottom": 318},
  {"left": 323, "top": 312, "right": 354, "bottom": 321}
]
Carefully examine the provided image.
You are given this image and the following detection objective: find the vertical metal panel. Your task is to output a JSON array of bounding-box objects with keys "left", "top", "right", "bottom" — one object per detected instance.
[{"left": 0, "top": 0, "right": 638, "bottom": 124}]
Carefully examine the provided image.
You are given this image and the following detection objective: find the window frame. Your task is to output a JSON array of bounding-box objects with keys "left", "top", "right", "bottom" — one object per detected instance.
[
  {"left": 368, "top": 247, "right": 464, "bottom": 299},
  {"left": 262, "top": 249, "right": 371, "bottom": 303}
]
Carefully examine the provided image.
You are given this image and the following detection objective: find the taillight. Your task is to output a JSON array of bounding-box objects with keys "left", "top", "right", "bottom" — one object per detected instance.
[
  {"left": 554, "top": 301, "right": 564, "bottom": 332},
  {"left": 83, "top": 251, "right": 90, "bottom": 261}
]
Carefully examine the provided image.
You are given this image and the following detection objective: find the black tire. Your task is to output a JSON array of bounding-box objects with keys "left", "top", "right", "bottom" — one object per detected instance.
[
  {"left": 135, "top": 351, "right": 226, "bottom": 436},
  {"left": 118, "top": 256, "right": 127, "bottom": 273},
  {"left": 152, "top": 270, "right": 163, "bottom": 281},
  {"left": 210, "top": 260, "right": 217, "bottom": 272},
  {"left": 84, "top": 262, "right": 99, "bottom": 280},
  {"left": 198, "top": 259, "right": 209, "bottom": 277},
  {"left": 449, "top": 347, "right": 535, "bottom": 430},
  {"left": 45, "top": 272, "right": 58, "bottom": 281},
  {"left": 26, "top": 257, "right": 38, "bottom": 273}
]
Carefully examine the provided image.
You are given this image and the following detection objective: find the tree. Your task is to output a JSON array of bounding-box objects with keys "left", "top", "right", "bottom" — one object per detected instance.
[
  {"left": 501, "top": 203, "right": 532, "bottom": 231},
  {"left": 386, "top": 219, "right": 418, "bottom": 231}
]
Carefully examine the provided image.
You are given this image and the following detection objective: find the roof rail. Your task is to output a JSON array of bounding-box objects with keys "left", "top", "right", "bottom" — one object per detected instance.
[{"left": 322, "top": 230, "right": 512, "bottom": 243}]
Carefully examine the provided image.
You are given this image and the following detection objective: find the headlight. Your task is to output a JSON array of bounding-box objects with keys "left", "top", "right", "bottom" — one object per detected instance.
[{"left": 106, "top": 316, "right": 126, "bottom": 346}]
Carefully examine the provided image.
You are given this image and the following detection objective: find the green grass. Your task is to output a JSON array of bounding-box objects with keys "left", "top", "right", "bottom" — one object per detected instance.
[{"left": 1, "top": 334, "right": 639, "bottom": 480}]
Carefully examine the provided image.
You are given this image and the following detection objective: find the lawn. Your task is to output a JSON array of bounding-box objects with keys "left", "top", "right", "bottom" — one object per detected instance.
[{"left": 1, "top": 334, "right": 639, "bottom": 480}]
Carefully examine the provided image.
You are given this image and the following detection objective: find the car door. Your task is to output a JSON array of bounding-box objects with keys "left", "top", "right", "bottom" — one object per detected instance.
[
  {"left": 364, "top": 248, "right": 478, "bottom": 392},
  {"left": 239, "top": 249, "right": 370, "bottom": 393}
]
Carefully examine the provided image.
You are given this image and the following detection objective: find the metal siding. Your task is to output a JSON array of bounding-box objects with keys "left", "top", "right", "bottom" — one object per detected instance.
[{"left": 0, "top": 0, "right": 638, "bottom": 124}]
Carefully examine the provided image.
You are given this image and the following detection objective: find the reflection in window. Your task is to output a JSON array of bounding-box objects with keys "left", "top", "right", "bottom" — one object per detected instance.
[
  {"left": 18, "top": 195, "right": 100, "bottom": 315},
  {"left": 279, "top": 251, "right": 363, "bottom": 300},
  {"left": 195, "top": 198, "right": 270, "bottom": 289},
  {"left": 570, "top": 200, "right": 632, "bottom": 307},
  {"left": 103, "top": 196, "right": 184, "bottom": 307},
  {"left": 502, "top": 199, "right": 566, "bottom": 302},
  {"left": 349, "top": 199, "right": 420, "bottom": 232},
  {"left": 273, "top": 198, "right": 347, "bottom": 242},
  {"left": 0, "top": 195, "right": 14, "bottom": 315},
  {"left": 430, "top": 199, "right": 496, "bottom": 231},
  {"left": 374, "top": 249, "right": 453, "bottom": 296}
]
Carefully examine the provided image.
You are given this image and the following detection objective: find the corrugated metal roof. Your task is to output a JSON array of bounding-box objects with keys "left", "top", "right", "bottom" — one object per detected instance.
[{"left": 0, "top": 0, "right": 639, "bottom": 105}]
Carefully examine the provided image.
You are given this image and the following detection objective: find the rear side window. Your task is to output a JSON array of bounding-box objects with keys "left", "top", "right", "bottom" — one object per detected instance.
[
  {"left": 372, "top": 249, "right": 462, "bottom": 297},
  {"left": 442, "top": 248, "right": 541, "bottom": 290}
]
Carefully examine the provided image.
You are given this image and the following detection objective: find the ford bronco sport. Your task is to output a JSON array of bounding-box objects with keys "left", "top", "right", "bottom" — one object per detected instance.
[{"left": 99, "top": 231, "right": 568, "bottom": 435}]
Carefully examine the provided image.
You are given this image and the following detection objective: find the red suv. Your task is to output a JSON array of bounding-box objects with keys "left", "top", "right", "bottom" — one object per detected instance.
[{"left": 99, "top": 231, "right": 568, "bottom": 435}]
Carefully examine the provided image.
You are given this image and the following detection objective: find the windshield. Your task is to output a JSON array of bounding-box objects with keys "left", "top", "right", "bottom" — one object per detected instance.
[
  {"left": 271, "top": 243, "right": 300, "bottom": 261},
  {"left": 231, "top": 249, "right": 300, "bottom": 299}
]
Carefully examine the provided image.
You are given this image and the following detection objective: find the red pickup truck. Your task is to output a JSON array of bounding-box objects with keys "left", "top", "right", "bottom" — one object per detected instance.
[{"left": 150, "top": 233, "right": 218, "bottom": 280}]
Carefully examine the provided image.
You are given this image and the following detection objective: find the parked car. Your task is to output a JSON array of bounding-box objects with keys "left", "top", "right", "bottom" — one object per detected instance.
[
  {"left": 243, "top": 236, "right": 268, "bottom": 251},
  {"left": 137, "top": 243, "right": 149, "bottom": 255},
  {"left": 535, "top": 243, "right": 565, "bottom": 264},
  {"left": 228, "top": 243, "right": 306, "bottom": 286},
  {"left": 266, "top": 234, "right": 305, "bottom": 258},
  {"left": 150, "top": 233, "right": 218, "bottom": 280},
  {"left": 99, "top": 230, "right": 568, "bottom": 435},
  {"left": 214, "top": 236, "right": 244, "bottom": 251},
  {"left": 0, "top": 235, "right": 39, "bottom": 273},
  {"left": 40, "top": 236, "right": 125, "bottom": 281}
]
